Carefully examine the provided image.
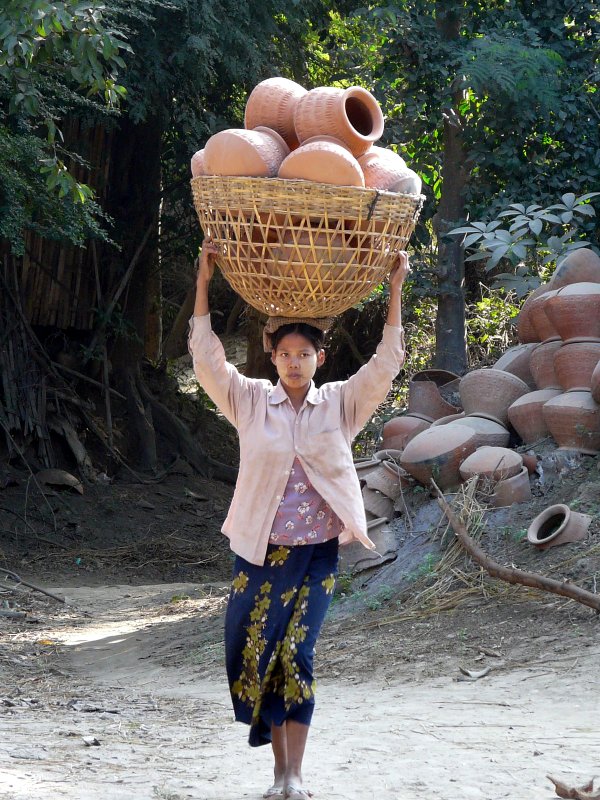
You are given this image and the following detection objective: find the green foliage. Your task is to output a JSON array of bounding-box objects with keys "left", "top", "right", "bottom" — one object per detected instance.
[
  {"left": 0, "top": 0, "right": 130, "bottom": 217},
  {"left": 465, "top": 286, "right": 520, "bottom": 367},
  {"left": 450, "top": 192, "right": 600, "bottom": 295}
]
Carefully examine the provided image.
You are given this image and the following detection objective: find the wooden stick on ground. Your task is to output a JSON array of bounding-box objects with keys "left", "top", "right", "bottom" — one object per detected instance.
[
  {"left": 2, "top": 569, "right": 66, "bottom": 604},
  {"left": 432, "top": 479, "right": 600, "bottom": 613}
]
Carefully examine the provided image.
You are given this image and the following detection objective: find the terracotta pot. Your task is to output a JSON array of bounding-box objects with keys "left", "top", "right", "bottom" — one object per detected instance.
[
  {"left": 521, "top": 452, "right": 539, "bottom": 475},
  {"left": 278, "top": 135, "right": 364, "bottom": 186},
  {"left": 553, "top": 340, "right": 600, "bottom": 391},
  {"left": 362, "top": 485, "right": 394, "bottom": 520},
  {"left": 388, "top": 169, "right": 422, "bottom": 195},
  {"left": 407, "top": 377, "right": 462, "bottom": 421},
  {"left": 507, "top": 388, "right": 562, "bottom": 443},
  {"left": 190, "top": 148, "right": 206, "bottom": 177},
  {"left": 516, "top": 285, "right": 547, "bottom": 344},
  {"left": 373, "top": 448, "right": 404, "bottom": 462},
  {"left": 244, "top": 77, "right": 307, "bottom": 150},
  {"left": 452, "top": 414, "right": 510, "bottom": 448},
  {"left": 529, "top": 339, "right": 562, "bottom": 390},
  {"left": 358, "top": 146, "right": 407, "bottom": 190},
  {"left": 430, "top": 412, "right": 466, "bottom": 427},
  {"left": 400, "top": 424, "right": 478, "bottom": 490},
  {"left": 528, "top": 289, "right": 561, "bottom": 342},
  {"left": 365, "top": 460, "right": 403, "bottom": 500},
  {"left": 459, "top": 446, "right": 523, "bottom": 483},
  {"left": 542, "top": 389, "right": 600, "bottom": 454},
  {"left": 527, "top": 504, "right": 591, "bottom": 550},
  {"left": 544, "top": 282, "right": 600, "bottom": 342},
  {"left": 592, "top": 360, "right": 600, "bottom": 404},
  {"left": 459, "top": 368, "right": 529, "bottom": 426},
  {"left": 493, "top": 343, "right": 536, "bottom": 389},
  {"left": 382, "top": 414, "right": 431, "bottom": 450},
  {"left": 490, "top": 466, "right": 531, "bottom": 508},
  {"left": 548, "top": 248, "right": 600, "bottom": 290},
  {"left": 354, "top": 458, "right": 381, "bottom": 482},
  {"left": 294, "top": 86, "right": 385, "bottom": 157},
  {"left": 203, "top": 126, "right": 290, "bottom": 177}
]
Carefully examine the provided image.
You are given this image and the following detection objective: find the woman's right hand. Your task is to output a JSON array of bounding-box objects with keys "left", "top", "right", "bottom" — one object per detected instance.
[{"left": 197, "top": 238, "right": 219, "bottom": 284}]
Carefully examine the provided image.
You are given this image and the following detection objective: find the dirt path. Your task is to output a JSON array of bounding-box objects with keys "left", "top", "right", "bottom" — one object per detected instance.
[{"left": 2, "top": 583, "right": 599, "bottom": 800}]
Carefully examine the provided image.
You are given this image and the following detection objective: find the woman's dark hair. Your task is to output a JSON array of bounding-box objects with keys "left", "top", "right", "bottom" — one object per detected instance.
[{"left": 270, "top": 323, "right": 325, "bottom": 353}]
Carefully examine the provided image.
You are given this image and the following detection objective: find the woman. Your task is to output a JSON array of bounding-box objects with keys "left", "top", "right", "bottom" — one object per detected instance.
[{"left": 189, "top": 239, "right": 410, "bottom": 800}]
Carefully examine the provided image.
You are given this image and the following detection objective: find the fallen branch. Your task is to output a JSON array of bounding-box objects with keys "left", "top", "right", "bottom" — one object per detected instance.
[
  {"left": 432, "top": 480, "right": 600, "bottom": 613},
  {"left": 2, "top": 570, "right": 66, "bottom": 604}
]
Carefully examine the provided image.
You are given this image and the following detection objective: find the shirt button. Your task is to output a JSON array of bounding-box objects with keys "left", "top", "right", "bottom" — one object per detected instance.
[{"left": 275, "top": 495, "right": 281, "bottom": 500}]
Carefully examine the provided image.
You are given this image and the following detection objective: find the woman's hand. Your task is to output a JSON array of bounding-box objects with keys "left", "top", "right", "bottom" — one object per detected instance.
[
  {"left": 197, "top": 238, "right": 219, "bottom": 284},
  {"left": 388, "top": 251, "right": 411, "bottom": 293}
]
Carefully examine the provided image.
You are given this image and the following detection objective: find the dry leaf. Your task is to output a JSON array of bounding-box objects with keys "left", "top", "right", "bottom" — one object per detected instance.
[
  {"left": 457, "top": 665, "right": 491, "bottom": 681},
  {"left": 35, "top": 468, "right": 83, "bottom": 494}
]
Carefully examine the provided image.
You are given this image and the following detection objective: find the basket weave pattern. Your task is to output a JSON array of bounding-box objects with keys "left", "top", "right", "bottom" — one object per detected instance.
[{"left": 191, "top": 175, "right": 423, "bottom": 318}]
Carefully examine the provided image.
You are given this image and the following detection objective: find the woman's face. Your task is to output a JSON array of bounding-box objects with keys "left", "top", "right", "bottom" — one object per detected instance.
[{"left": 271, "top": 332, "right": 325, "bottom": 393}]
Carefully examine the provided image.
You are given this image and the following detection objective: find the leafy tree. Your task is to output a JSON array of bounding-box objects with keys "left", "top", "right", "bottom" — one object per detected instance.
[
  {"left": 0, "top": 0, "right": 130, "bottom": 252},
  {"left": 327, "top": 1, "right": 599, "bottom": 371}
]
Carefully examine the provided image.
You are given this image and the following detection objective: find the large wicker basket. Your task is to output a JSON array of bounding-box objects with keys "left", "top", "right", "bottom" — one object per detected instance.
[{"left": 191, "top": 175, "right": 423, "bottom": 318}]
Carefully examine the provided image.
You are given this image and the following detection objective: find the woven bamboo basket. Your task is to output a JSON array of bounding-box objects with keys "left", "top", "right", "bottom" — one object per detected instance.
[{"left": 190, "top": 175, "right": 424, "bottom": 318}]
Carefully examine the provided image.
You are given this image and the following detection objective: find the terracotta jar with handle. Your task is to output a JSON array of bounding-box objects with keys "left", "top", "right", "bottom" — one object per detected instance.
[{"left": 294, "top": 86, "right": 384, "bottom": 157}]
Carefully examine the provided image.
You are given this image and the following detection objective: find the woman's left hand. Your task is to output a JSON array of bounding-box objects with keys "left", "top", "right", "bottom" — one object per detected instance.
[{"left": 388, "top": 251, "right": 411, "bottom": 292}]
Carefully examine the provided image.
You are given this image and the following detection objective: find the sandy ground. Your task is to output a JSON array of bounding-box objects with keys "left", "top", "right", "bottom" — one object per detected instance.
[{"left": 2, "top": 582, "right": 599, "bottom": 800}]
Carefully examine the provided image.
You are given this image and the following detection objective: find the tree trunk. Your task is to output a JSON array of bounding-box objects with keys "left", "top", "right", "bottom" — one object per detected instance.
[
  {"left": 245, "top": 308, "right": 276, "bottom": 380},
  {"left": 162, "top": 281, "right": 196, "bottom": 360},
  {"left": 104, "top": 115, "right": 162, "bottom": 466},
  {"left": 433, "top": 4, "right": 468, "bottom": 374}
]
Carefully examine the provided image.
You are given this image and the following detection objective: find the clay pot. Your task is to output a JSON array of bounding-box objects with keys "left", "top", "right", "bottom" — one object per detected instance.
[
  {"left": 294, "top": 86, "right": 385, "bottom": 157},
  {"left": 516, "top": 285, "right": 547, "bottom": 344},
  {"left": 592, "top": 360, "right": 600, "bottom": 404},
  {"left": 358, "top": 146, "right": 406, "bottom": 189},
  {"left": 493, "top": 343, "right": 536, "bottom": 389},
  {"left": 528, "top": 289, "right": 561, "bottom": 342},
  {"left": 451, "top": 415, "right": 510, "bottom": 448},
  {"left": 365, "top": 460, "right": 403, "bottom": 500},
  {"left": 204, "top": 126, "right": 290, "bottom": 177},
  {"left": 459, "top": 368, "right": 529, "bottom": 426},
  {"left": 373, "top": 448, "right": 404, "bottom": 463},
  {"left": 400, "top": 424, "right": 478, "bottom": 490},
  {"left": 407, "top": 375, "right": 462, "bottom": 422},
  {"left": 430, "top": 412, "right": 466, "bottom": 427},
  {"left": 459, "top": 446, "right": 523, "bottom": 483},
  {"left": 507, "top": 389, "right": 562, "bottom": 443},
  {"left": 544, "top": 282, "right": 600, "bottom": 342},
  {"left": 382, "top": 414, "right": 431, "bottom": 450},
  {"left": 553, "top": 340, "right": 600, "bottom": 391},
  {"left": 362, "top": 485, "right": 394, "bottom": 520},
  {"left": 490, "top": 466, "right": 532, "bottom": 508},
  {"left": 190, "top": 148, "right": 206, "bottom": 177},
  {"left": 388, "top": 170, "right": 422, "bottom": 195},
  {"left": 529, "top": 339, "right": 562, "bottom": 390},
  {"left": 521, "top": 452, "right": 539, "bottom": 475},
  {"left": 278, "top": 135, "right": 364, "bottom": 187},
  {"left": 527, "top": 504, "right": 591, "bottom": 550},
  {"left": 354, "top": 458, "right": 381, "bottom": 482},
  {"left": 542, "top": 389, "right": 600, "bottom": 454},
  {"left": 548, "top": 248, "right": 600, "bottom": 290},
  {"left": 244, "top": 77, "right": 307, "bottom": 150}
]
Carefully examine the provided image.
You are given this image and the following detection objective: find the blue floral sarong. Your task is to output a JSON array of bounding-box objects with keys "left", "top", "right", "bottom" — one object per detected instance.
[{"left": 225, "top": 537, "right": 339, "bottom": 747}]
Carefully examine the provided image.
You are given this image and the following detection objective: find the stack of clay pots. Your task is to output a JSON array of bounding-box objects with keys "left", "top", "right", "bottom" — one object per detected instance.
[
  {"left": 190, "top": 76, "right": 422, "bottom": 193},
  {"left": 508, "top": 248, "right": 600, "bottom": 454},
  {"left": 373, "top": 248, "right": 600, "bottom": 503}
]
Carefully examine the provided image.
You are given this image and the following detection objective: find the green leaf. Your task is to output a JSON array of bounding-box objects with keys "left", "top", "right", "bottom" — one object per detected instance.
[{"left": 529, "top": 218, "right": 543, "bottom": 236}]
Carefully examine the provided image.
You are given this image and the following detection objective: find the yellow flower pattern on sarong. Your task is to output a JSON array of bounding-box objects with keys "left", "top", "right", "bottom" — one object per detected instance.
[
  {"left": 321, "top": 573, "right": 336, "bottom": 595},
  {"left": 231, "top": 571, "right": 248, "bottom": 595},
  {"left": 231, "top": 581, "right": 272, "bottom": 705},
  {"left": 268, "top": 546, "right": 290, "bottom": 567}
]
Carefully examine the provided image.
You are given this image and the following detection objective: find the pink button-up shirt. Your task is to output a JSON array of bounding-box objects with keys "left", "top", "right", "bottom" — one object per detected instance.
[{"left": 188, "top": 314, "right": 405, "bottom": 566}]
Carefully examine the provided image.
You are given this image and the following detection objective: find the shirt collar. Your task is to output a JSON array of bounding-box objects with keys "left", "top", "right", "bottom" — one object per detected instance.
[{"left": 268, "top": 380, "right": 324, "bottom": 406}]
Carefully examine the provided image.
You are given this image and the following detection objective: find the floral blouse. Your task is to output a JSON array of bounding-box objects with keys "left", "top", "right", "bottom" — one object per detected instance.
[{"left": 269, "top": 457, "right": 343, "bottom": 546}]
